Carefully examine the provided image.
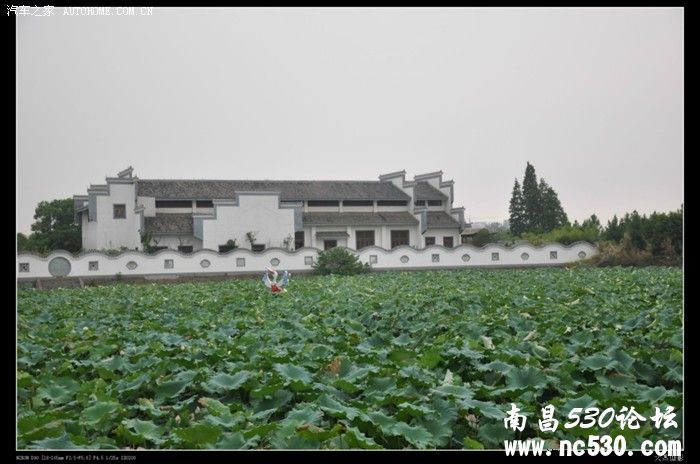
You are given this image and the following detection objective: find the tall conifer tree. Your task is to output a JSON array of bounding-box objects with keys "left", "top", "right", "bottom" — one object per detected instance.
[{"left": 508, "top": 179, "right": 526, "bottom": 236}]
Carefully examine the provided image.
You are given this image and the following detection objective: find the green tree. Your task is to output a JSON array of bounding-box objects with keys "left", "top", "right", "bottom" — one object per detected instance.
[
  {"left": 521, "top": 162, "right": 542, "bottom": 233},
  {"left": 539, "top": 178, "right": 568, "bottom": 232},
  {"left": 508, "top": 179, "right": 526, "bottom": 236},
  {"left": 603, "top": 215, "right": 623, "bottom": 242},
  {"left": 312, "top": 247, "right": 370, "bottom": 276},
  {"left": 19, "top": 198, "right": 81, "bottom": 254},
  {"left": 17, "top": 232, "right": 31, "bottom": 252}
]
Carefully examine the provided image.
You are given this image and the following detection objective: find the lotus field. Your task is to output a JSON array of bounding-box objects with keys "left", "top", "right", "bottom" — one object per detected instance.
[{"left": 17, "top": 267, "right": 683, "bottom": 449}]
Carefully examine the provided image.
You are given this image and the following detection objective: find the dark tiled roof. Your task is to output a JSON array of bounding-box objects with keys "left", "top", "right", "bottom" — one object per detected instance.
[
  {"left": 136, "top": 179, "right": 410, "bottom": 201},
  {"left": 144, "top": 214, "right": 193, "bottom": 235},
  {"left": 303, "top": 212, "right": 419, "bottom": 226},
  {"left": 426, "top": 211, "right": 460, "bottom": 228},
  {"left": 414, "top": 182, "right": 448, "bottom": 201}
]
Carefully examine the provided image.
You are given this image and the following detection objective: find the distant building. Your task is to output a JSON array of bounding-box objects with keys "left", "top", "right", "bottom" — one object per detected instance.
[
  {"left": 459, "top": 223, "right": 490, "bottom": 244},
  {"left": 74, "top": 167, "right": 468, "bottom": 252}
]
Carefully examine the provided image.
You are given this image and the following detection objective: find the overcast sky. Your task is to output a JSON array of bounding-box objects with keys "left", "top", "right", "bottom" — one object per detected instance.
[{"left": 16, "top": 7, "right": 683, "bottom": 233}]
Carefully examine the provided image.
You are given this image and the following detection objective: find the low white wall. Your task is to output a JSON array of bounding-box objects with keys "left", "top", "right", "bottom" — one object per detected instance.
[{"left": 16, "top": 242, "right": 598, "bottom": 280}]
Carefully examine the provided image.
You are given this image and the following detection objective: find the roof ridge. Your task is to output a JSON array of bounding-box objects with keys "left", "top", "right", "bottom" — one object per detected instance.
[{"left": 138, "top": 179, "right": 389, "bottom": 183}]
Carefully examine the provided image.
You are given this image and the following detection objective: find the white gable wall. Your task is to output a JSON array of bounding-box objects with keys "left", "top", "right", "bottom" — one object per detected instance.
[
  {"left": 84, "top": 183, "right": 141, "bottom": 251},
  {"left": 201, "top": 194, "right": 295, "bottom": 250}
]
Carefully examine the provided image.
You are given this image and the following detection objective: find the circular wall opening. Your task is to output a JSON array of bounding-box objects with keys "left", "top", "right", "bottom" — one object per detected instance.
[{"left": 48, "top": 257, "right": 71, "bottom": 277}]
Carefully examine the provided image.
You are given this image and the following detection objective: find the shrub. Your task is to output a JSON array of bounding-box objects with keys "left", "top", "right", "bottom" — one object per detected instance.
[
  {"left": 471, "top": 229, "right": 495, "bottom": 247},
  {"left": 587, "top": 234, "right": 654, "bottom": 267},
  {"left": 522, "top": 224, "right": 600, "bottom": 246},
  {"left": 312, "top": 247, "right": 370, "bottom": 276}
]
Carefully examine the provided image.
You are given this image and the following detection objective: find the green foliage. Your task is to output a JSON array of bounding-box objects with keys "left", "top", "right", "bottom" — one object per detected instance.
[
  {"left": 539, "top": 178, "right": 568, "bottom": 232},
  {"left": 521, "top": 162, "right": 543, "bottom": 232},
  {"left": 217, "top": 239, "right": 238, "bottom": 253},
  {"left": 470, "top": 229, "right": 495, "bottom": 247},
  {"left": 17, "top": 268, "right": 682, "bottom": 449},
  {"left": 602, "top": 208, "right": 682, "bottom": 259},
  {"left": 140, "top": 231, "right": 158, "bottom": 254},
  {"left": 18, "top": 198, "right": 81, "bottom": 254},
  {"left": 510, "top": 163, "right": 567, "bottom": 235},
  {"left": 312, "top": 247, "right": 370, "bottom": 276},
  {"left": 508, "top": 179, "right": 526, "bottom": 236},
  {"left": 522, "top": 222, "right": 601, "bottom": 246}
]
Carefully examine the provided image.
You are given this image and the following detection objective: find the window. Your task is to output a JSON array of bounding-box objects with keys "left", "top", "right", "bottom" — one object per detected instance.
[
  {"left": 152, "top": 246, "right": 168, "bottom": 252},
  {"left": 218, "top": 244, "right": 235, "bottom": 253},
  {"left": 178, "top": 245, "right": 193, "bottom": 253},
  {"left": 19, "top": 263, "right": 30, "bottom": 272},
  {"left": 89, "top": 261, "right": 99, "bottom": 271},
  {"left": 324, "top": 240, "right": 337, "bottom": 250},
  {"left": 344, "top": 200, "right": 373, "bottom": 207},
  {"left": 308, "top": 200, "right": 339, "bottom": 207},
  {"left": 443, "top": 237, "right": 454, "bottom": 248},
  {"left": 391, "top": 230, "right": 409, "bottom": 248},
  {"left": 356, "top": 230, "right": 375, "bottom": 249},
  {"left": 295, "top": 231, "right": 305, "bottom": 250},
  {"left": 414, "top": 200, "right": 427, "bottom": 207},
  {"left": 113, "top": 204, "right": 126, "bottom": 219},
  {"left": 461, "top": 235, "right": 470, "bottom": 244},
  {"left": 427, "top": 200, "right": 443, "bottom": 206},
  {"left": 425, "top": 236, "right": 436, "bottom": 246},
  {"left": 304, "top": 256, "right": 314, "bottom": 265},
  {"left": 156, "top": 200, "right": 192, "bottom": 208},
  {"left": 432, "top": 254, "right": 440, "bottom": 262},
  {"left": 196, "top": 200, "right": 213, "bottom": 208},
  {"left": 369, "top": 255, "right": 378, "bottom": 264},
  {"left": 236, "top": 258, "right": 246, "bottom": 267},
  {"left": 252, "top": 244, "right": 265, "bottom": 252},
  {"left": 491, "top": 252, "right": 500, "bottom": 261},
  {"left": 378, "top": 200, "right": 408, "bottom": 207},
  {"left": 550, "top": 251, "right": 558, "bottom": 260},
  {"left": 164, "top": 259, "right": 174, "bottom": 269}
]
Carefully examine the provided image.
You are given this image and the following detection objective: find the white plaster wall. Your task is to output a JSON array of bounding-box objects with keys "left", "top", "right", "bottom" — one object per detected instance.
[
  {"left": 422, "top": 228, "right": 460, "bottom": 247},
  {"left": 81, "top": 214, "right": 98, "bottom": 250},
  {"left": 201, "top": 194, "right": 295, "bottom": 250},
  {"left": 16, "top": 242, "right": 599, "bottom": 280},
  {"left": 93, "top": 183, "right": 141, "bottom": 250}
]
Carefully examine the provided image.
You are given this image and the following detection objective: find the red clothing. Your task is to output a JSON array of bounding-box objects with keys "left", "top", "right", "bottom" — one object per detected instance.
[{"left": 271, "top": 283, "right": 283, "bottom": 294}]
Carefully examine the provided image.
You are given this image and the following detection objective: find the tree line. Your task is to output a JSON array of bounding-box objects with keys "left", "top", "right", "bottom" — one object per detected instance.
[{"left": 505, "top": 162, "right": 682, "bottom": 266}]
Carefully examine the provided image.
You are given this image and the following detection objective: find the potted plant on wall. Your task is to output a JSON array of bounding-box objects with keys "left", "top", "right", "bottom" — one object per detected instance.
[
  {"left": 246, "top": 231, "right": 264, "bottom": 252},
  {"left": 219, "top": 239, "right": 238, "bottom": 253},
  {"left": 282, "top": 234, "right": 294, "bottom": 251}
]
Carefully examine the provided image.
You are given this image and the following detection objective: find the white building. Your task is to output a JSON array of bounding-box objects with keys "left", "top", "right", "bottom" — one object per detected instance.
[{"left": 73, "top": 167, "right": 471, "bottom": 252}]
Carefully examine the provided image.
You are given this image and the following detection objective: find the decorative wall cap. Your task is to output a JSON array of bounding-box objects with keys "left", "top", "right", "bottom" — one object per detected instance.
[{"left": 17, "top": 241, "right": 599, "bottom": 260}]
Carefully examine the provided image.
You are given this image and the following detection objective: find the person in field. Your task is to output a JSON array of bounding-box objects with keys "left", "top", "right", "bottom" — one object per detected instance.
[{"left": 263, "top": 267, "right": 290, "bottom": 294}]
